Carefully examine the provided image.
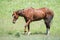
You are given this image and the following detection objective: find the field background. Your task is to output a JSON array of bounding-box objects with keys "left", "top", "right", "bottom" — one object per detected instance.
[{"left": 0, "top": 0, "right": 60, "bottom": 40}]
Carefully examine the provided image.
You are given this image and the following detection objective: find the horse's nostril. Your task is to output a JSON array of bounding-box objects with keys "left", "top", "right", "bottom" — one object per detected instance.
[{"left": 12, "top": 21, "right": 15, "bottom": 24}]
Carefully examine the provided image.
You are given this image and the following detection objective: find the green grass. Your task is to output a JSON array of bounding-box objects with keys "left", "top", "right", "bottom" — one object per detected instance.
[{"left": 0, "top": 0, "right": 60, "bottom": 40}]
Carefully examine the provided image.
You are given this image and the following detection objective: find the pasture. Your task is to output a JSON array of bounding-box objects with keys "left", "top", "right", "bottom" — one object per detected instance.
[{"left": 0, "top": 0, "right": 60, "bottom": 40}]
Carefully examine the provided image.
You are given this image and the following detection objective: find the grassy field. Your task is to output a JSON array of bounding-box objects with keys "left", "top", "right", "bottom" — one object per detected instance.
[{"left": 0, "top": 0, "right": 60, "bottom": 40}]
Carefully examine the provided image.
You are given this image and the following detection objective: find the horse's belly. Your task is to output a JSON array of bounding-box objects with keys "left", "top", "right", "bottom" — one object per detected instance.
[
  {"left": 33, "top": 13, "right": 45, "bottom": 19},
  {"left": 32, "top": 18, "right": 42, "bottom": 21},
  {"left": 32, "top": 15, "right": 42, "bottom": 21}
]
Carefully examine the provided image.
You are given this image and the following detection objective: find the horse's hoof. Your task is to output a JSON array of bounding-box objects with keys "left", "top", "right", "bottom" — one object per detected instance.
[
  {"left": 45, "top": 33, "right": 50, "bottom": 36},
  {"left": 28, "top": 32, "right": 31, "bottom": 35}
]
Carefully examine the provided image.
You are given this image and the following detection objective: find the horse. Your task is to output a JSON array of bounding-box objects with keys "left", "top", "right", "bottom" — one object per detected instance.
[{"left": 12, "top": 7, "right": 54, "bottom": 35}]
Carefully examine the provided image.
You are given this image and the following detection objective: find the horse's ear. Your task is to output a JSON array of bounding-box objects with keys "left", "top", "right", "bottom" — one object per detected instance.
[
  {"left": 22, "top": 9, "right": 24, "bottom": 10},
  {"left": 12, "top": 11, "right": 17, "bottom": 16},
  {"left": 16, "top": 10, "right": 21, "bottom": 15},
  {"left": 21, "top": 9, "right": 24, "bottom": 13},
  {"left": 12, "top": 11, "right": 15, "bottom": 16},
  {"left": 13, "top": 11, "right": 16, "bottom": 14}
]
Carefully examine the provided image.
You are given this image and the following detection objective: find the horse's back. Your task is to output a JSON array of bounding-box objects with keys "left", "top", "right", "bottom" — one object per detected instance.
[{"left": 23, "top": 7, "right": 54, "bottom": 21}]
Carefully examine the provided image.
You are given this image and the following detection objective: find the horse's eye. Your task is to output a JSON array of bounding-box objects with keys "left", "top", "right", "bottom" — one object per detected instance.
[{"left": 14, "top": 16, "right": 16, "bottom": 18}]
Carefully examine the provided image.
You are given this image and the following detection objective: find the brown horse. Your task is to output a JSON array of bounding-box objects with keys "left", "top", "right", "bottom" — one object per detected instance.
[{"left": 12, "top": 7, "right": 54, "bottom": 35}]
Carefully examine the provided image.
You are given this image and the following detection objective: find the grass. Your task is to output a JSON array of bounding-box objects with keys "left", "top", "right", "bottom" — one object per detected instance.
[{"left": 0, "top": 0, "right": 60, "bottom": 40}]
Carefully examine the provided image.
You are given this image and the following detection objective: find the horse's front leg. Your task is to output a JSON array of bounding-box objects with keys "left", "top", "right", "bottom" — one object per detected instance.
[
  {"left": 27, "top": 24, "right": 31, "bottom": 35},
  {"left": 24, "top": 20, "right": 31, "bottom": 35}
]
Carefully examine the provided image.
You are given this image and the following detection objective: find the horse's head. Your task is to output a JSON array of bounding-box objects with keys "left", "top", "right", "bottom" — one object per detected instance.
[{"left": 12, "top": 9, "right": 24, "bottom": 24}]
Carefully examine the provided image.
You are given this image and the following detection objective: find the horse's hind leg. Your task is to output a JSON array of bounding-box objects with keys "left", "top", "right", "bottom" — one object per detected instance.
[
  {"left": 45, "top": 20, "right": 50, "bottom": 35},
  {"left": 44, "top": 15, "right": 53, "bottom": 35}
]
